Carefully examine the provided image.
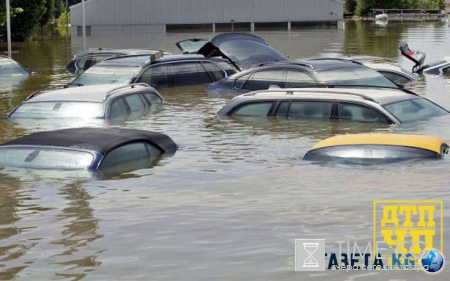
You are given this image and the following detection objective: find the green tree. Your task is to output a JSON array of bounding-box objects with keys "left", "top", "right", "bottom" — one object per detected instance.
[
  {"left": 5, "top": 0, "right": 47, "bottom": 41},
  {"left": 39, "top": 0, "right": 55, "bottom": 27},
  {"left": 345, "top": 0, "right": 357, "bottom": 13}
]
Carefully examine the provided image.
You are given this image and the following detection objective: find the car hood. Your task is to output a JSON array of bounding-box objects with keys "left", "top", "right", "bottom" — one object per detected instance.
[{"left": 177, "top": 33, "right": 289, "bottom": 71}]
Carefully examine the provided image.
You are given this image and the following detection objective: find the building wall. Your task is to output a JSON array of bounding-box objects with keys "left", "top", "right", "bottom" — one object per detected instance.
[{"left": 70, "top": 0, "right": 343, "bottom": 28}]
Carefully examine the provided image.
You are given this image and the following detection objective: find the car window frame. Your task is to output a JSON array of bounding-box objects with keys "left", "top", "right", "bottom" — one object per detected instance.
[
  {"left": 98, "top": 141, "right": 162, "bottom": 169},
  {"left": 200, "top": 61, "right": 228, "bottom": 82},
  {"left": 283, "top": 68, "right": 319, "bottom": 86},
  {"left": 136, "top": 63, "right": 172, "bottom": 88},
  {"left": 337, "top": 101, "right": 393, "bottom": 124},
  {"left": 228, "top": 100, "right": 278, "bottom": 117},
  {"left": 274, "top": 99, "right": 335, "bottom": 119},
  {"left": 241, "top": 68, "right": 287, "bottom": 91}
]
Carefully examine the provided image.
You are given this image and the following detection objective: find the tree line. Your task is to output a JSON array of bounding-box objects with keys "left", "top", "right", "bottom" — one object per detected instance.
[
  {"left": 0, "top": 0, "right": 82, "bottom": 41},
  {"left": 345, "top": 0, "right": 446, "bottom": 15}
]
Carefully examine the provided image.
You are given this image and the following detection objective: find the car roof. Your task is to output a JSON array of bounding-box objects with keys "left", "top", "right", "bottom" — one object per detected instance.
[
  {"left": 76, "top": 49, "right": 167, "bottom": 57},
  {"left": 236, "top": 87, "right": 420, "bottom": 105},
  {"left": 0, "top": 128, "right": 178, "bottom": 154},
  {"left": 25, "top": 84, "right": 149, "bottom": 103}
]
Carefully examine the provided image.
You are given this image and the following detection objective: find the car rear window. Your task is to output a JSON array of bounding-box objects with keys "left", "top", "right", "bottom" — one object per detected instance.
[
  {"left": 72, "top": 65, "right": 138, "bottom": 85},
  {"left": 383, "top": 98, "right": 448, "bottom": 122},
  {"left": 0, "top": 147, "right": 95, "bottom": 170},
  {"left": 10, "top": 102, "right": 104, "bottom": 119},
  {"left": 317, "top": 66, "right": 397, "bottom": 87}
]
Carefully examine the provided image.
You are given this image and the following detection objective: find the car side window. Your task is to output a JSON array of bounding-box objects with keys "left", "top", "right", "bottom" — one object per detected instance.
[
  {"left": 231, "top": 102, "right": 274, "bottom": 117},
  {"left": 233, "top": 73, "right": 252, "bottom": 89},
  {"left": 171, "top": 62, "right": 211, "bottom": 86},
  {"left": 100, "top": 142, "right": 161, "bottom": 168},
  {"left": 143, "top": 92, "right": 163, "bottom": 106},
  {"left": 124, "top": 94, "right": 147, "bottom": 111},
  {"left": 284, "top": 70, "right": 317, "bottom": 87},
  {"left": 110, "top": 98, "right": 128, "bottom": 118},
  {"left": 378, "top": 71, "right": 411, "bottom": 85},
  {"left": 338, "top": 103, "right": 389, "bottom": 123},
  {"left": 137, "top": 65, "right": 170, "bottom": 88},
  {"left": 202, "top": 61, "right": 226, "bottom": 81},
  {"left": 275, "top": 102, "right": 290, "bottom": 117},
  {"left": 243, "top": 70, "right": 285, "bottom": 91},
  {"left": 289, "top": 101, "right": 332, "bottom": 119}
]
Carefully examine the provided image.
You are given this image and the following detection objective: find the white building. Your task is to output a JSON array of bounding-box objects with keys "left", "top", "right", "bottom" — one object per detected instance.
[{"left": 70, "top": 0, "right": 344, "bottom": 33}]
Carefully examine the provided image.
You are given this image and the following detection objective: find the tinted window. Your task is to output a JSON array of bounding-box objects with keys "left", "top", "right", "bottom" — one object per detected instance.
[
  {"left": 100, "top": 142, "right": 160, "bottom": 168},
  {"left": 383, "top": 98, "right": 448, "bottom": 122},
  {"left": 289, "top": 101, "right": 332, "bottom": 119},
  {"left": 124, "top": 94, "right": 146, "bottom": 111},
  {"left": 317, "top": 67, "right": 396, "bottom": 87},
  {"left": 110, "top": 98, "right": 128, "bottom": 118},
  {"left": 137, "top": 65, "right": 170, "bottom": 88},
  {"left": 338, "top": 103, "right": 389, "bottom": 123},
  {"left": 232, "top": 102, "right": 274, "bottom": 117},
  {"left": 443, "top": 67, "right": 450, "bottom": 74},
  {"left": 10, "top": 102, "right": 104, "bottom": 119},
  {"left": 0, "top": 147, "right": 94, "bottom": 169},
  {"left": 72, "top": 65, "right": 137, "bottom": 85},
  {"left": 202, "top": 62, "right": 225, "bottom": 81},
  {"left": 143, "top": 92, "right": 163, "bottom": 106},
  {"left": 243, "top": 70, "right": 285, "bottom": 91},
  {"left": 379, "top": 71, "right": 412, "bottom": 85},
  {"left": 284, "top": 70, "right": 316, "bottom": 87},
  {"left": 275, "top": 102, "right": 290, "bottom": 117},
  {"left": 233, "top": 73, "right": 252, "bottom": 89},
  {"left": 171, "top": 62, "right": 211, "bottom": 86}
]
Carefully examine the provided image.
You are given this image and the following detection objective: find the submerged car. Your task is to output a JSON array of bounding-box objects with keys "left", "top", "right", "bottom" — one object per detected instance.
[
  {"left": 70, "top": 53, "right": 237, "bottom": 89},
  {"left": 0, "top": 128, "right": 177, "bottom": 173},
  {"left": 208, "top": 59, "right": 399, "bottom": 95},
  {"left": 0, "top": 56, "right": 32, "bottom": 77},
  {"left": 303, "top": 134, "right": 449, "bottom": 164},
  {"left": 399, "top": 41, "right": 450, "bottom": 75},
  {"left": 217, "top": 86, "right": 449, "bottom": 124},
  {"left": 8, "top": 83, "right": 163, "bottom": 121},
  {"left": 66, "top": 48, "right": 172, "bottom": 74}
]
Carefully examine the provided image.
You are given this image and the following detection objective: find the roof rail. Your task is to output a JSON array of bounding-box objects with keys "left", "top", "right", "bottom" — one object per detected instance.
[
  {"left": 150, "top": 51, "right": 164, "bottom": 62},
  {"left": 305, "top": 57, "right": 364, "bottom": 66},
  {"left": 26, "top": 83, "right": 77, "bottom": 100},
  {"left": 103, "top": 83, "right": 149, "bottom": 101},
  {"left": 288, "top": 84, "right": 419, "bottom": 96}
]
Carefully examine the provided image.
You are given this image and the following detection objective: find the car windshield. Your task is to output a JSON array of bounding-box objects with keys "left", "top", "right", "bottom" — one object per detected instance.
[
  {"left": 10, "top": 102, "right": 105, "bottom": 119},
  {"left": 383, "top": 98, "right": 448, "bottom": 122},
  {"left": 72, "top": 65, "right": 137, "bottom": 85},
  {"left": 219, "top": 39, "right": 288, "bottom": 69},
  {"left": 0, "top": 147, "right": 95, "bottom": 170},
  {"left": 0, "top": 60, "right": 29, "bottom": 76},
  {"left": 317, "top": 66, "right": 397, "bottom": 87}
]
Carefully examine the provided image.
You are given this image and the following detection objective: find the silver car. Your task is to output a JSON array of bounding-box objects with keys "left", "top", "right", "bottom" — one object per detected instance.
[{"left": 218, "top": 86, "right": 449, "bottom": 124}]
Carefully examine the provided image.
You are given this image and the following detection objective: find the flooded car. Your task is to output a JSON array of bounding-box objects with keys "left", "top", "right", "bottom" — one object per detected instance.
[
  {"left": 8, "top": 83, "right": 163, "bottom": 122},
  {"left": 70, "top": 53, "right": 236, "bottom": 89},
  {"left": 303, "top": 134, "right": 449, "bottom": 164},
  {"left": 0, "top": 128, "right": 177, "bottom": 174},
  {"left": 208, "top": 59, "right": 399, "bottom": 95},
  {"left": 66, "top": 48, "right": 172, "bottom": 75},
  {"left": 217, "top": 86, "right": 449, "bottom": 124},
  {"left": 0, "top": 56, "right": 32, "bottom": 77},
  {"left": 399, "top": 41, "right": 450, "bottom": 75}
]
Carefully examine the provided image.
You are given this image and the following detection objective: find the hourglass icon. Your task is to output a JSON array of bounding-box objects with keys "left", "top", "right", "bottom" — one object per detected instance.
[{"left": 303, "top": 243, "right": 319, "bottom": 267}]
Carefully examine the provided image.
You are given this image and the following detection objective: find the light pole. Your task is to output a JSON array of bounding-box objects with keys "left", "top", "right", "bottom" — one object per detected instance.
[
  {"left": 6, "top": 0, "right": 12, "bottom": 58},
  {"left": 82, "top": 0, "right": 86, "bottom": 51}
]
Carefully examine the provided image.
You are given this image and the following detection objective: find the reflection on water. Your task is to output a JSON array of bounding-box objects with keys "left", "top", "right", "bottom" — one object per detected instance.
[{"left": 1, "top": 22, "right": 450, "bottom": 280}]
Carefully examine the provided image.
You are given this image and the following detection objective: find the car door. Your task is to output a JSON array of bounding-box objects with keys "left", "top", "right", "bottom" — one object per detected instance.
[
  {"left": 241, "top": 69, "right": 285, "bottom": 92},
  {"left": 274, "top": 100, "right": 333, "bottom": 120},
  {"left": 169, "top": 61, "right": 212, "bottom": 87},
  {"left": 337, "top": 102, "right": 391, "bottom": 123},
  {"left": 136, "top": 64, "right": 171, "bottom": 88}
]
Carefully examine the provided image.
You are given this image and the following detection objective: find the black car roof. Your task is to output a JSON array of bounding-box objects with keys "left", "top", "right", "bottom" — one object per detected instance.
[{"left": 1, "top": 128, "right": 178, "bottom": 155}]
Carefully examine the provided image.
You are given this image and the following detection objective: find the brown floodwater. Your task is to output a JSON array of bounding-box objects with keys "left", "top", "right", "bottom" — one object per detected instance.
[{"left": 1, "top": 21, "right": 450, "bottom": 280}]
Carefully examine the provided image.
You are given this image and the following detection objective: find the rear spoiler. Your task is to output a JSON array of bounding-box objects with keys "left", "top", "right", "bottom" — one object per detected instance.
[{"left": 399, "top": 41, "right": 426, "bottom": 73}]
